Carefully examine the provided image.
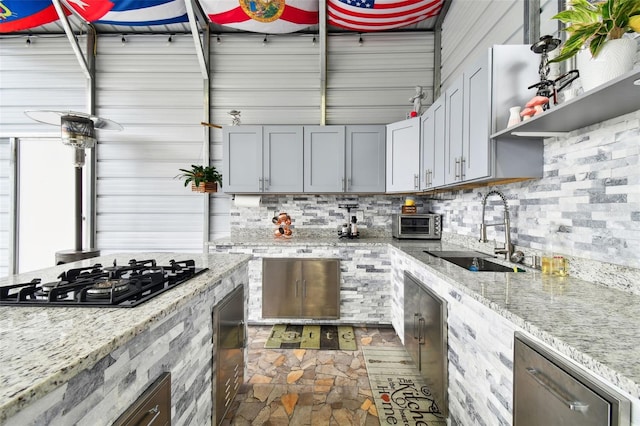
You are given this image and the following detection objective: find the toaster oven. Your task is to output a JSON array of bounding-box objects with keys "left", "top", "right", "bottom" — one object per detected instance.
[{"left": 392, "top": 214, "right": 441, "bottom": 240}]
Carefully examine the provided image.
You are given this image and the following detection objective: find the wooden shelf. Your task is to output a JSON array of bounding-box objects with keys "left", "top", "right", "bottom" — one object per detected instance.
[{"left": 491, "top": 68, "right": 640, "bottom": 139}]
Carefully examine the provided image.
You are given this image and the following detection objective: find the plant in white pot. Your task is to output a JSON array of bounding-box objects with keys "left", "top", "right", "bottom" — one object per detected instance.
[{"left": 551, "top": 0, "right": 640, "bottom": 91}]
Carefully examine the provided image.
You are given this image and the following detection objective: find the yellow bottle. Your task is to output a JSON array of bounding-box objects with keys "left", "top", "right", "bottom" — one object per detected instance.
[{"left": 541, "top": 255, "right": 553, "bottom": 275}]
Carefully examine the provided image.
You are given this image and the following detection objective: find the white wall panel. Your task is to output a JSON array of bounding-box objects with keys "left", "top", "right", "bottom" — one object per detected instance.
[
  {"left": 0, "top": 37, "right": 86, "bottom": 136},
  {"left": 95, "top": 34, "right": 211, "bottom": 252},
  {"left": 441, "top": 0, "right": 525, "bottom": 91},
  {"left": 327, "top": 32, "right": 435, "bottom": 124},
  {"left": 0, "top": 138, "right": 9, "bottom": 277}
]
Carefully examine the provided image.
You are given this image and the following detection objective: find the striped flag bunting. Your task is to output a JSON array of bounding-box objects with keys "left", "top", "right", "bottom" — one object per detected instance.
[{"left": 328, "top": 0, "right": 444, "bottom": 32}]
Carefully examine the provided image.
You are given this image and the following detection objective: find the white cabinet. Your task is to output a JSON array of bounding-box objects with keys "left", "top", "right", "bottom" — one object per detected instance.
[
  {"left": 420, "top": 96, "right": 445, "bottom": 189},
  {"left": 386, "top": 117, "right": 420, "bottom": 192},
  {"left": 417, "top": 45, "right": 543, "bottom": 191},
  {"left": 223, "top": 125, "right": 303, "bottom": 193}
]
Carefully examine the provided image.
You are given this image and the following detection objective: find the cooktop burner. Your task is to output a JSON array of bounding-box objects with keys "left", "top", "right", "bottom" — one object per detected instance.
[{"left": 0, "top": 259, "right": 208, "bottom": 308}]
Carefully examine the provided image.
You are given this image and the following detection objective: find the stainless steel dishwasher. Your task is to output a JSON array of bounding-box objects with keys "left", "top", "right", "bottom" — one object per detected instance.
[
  {"left": 262, "top": 258, "right": 340, "bottom": 319},
  {"left": 513, "top": 332, "right": 630, "bottom": 426}
]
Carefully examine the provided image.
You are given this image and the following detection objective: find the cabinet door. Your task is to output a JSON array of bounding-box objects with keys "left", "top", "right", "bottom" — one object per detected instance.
[
  {"left": 420, "top": 97, "right": 445, "bottom": 189},
  {"left": 301, "top": 259, "right": 340, "bottom": 319},
  {"left": 223, "top": 126, "right": 262, "bottom": 193},
  {"left": 345, "top": 125, "right": 386, "bottom": 193},
  {"left": 262, "top": 259, "right": 302, "bottom": 318},
  {"left": 263, "top": 126, "right": 303, "bottom": 193},
  {"left": 463, "top": 53, "right": 491, "bottom": 181},
  {"left": 403, "top": 272, "right": 422, "bottom": 368},
  {"left": 303, "top": 126, "right": 346, "bottom": 192},
  {"left": 418, "top": 284, "right": 448, "bottom": 417},
  {"left": 445, "top": 77, "right": 464, "bottom": 184},
  {"left": 386, "top": 117, "right": 420, "bottom": 192}
]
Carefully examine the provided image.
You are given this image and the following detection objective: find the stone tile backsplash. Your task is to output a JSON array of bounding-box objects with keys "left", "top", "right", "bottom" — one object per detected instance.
[{"left": 230, "top": 110, "right": 640, "bottom": 293}]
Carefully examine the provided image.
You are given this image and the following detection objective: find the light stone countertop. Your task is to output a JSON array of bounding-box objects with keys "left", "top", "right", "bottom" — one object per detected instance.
[
  {"left": 210, "top": 236, "right": 640, "bottom": 400},
  {"left": 0, "top": 252, "right": 251, "bottom": 423}
]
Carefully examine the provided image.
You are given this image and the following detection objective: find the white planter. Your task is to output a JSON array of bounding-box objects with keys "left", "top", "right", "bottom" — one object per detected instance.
[{"left": 577, "top": 38, "right": 637, "bottom": 92}]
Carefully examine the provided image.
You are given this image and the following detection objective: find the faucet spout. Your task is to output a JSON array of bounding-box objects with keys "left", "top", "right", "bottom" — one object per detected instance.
[{"left": 479, "top": 190, "right": 513, "bottom": 260}]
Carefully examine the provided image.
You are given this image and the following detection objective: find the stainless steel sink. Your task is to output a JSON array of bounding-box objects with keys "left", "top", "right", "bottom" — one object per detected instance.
[{"left": 424, "top": 251, "right": 525, "bottom": 272}]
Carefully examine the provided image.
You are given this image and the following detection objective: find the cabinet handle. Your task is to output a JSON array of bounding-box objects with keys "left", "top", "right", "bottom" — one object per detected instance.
[
  {"left": 425, "top": 170, "right": 429, "bottom": 187},
  {"left": 460, "top": 157, "right": 466, "bottom": 180},
  {"left": 429, "top": 170, "right": 433, "bottom": 187},
  {"left": 525, "top": 367, "right": 589, "bottom": 412},
  {"left": 259, "top": 177, "right": 263, "bottom": 191},
  {"left": 455, "top": 158, "right": 461, "bottom": 180},
  {"left": 414, "top": 174, "right": 419, "bottom": 189},
  {"left": 143, "top": 405, "right": 161, "bottom": 426},
  {"left": 347, "top": 178, "right": 351, "bottom": 192},
  {"left": 341, "top": 177, "right": 346, "bottom": 192},
  {"left": 264, "top": 178, "right": 269, "bottom": 191},
  {"left": 413, "top": 313, "right": 420, "bottom": 339},
  {"left": 418, "top": 317, "right": 425, "bottom": 345}
]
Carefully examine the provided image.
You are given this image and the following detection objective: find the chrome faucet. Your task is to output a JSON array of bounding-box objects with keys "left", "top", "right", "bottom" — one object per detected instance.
[{"left": 479, "top": 190, "right": 513, "bottom": 260}]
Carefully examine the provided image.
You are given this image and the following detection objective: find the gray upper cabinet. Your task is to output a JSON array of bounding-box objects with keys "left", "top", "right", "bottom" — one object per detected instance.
[
  {"left": 223, "top": 126, "right": 262, "bottom": 193},
  {"left": 263, "top": 126, "right": 304, "bottom": 193},
  {"left": 345, "top": 125, "right": 386, "bottom": 193},
  {"left": 386, "top": 117, "right": 420, "bottom": 192},
  {"left": 303, "top": 126, "right": 346, "bottom": 192},
  {"left": 420, "top": 96, "right": 445, "bottom": 189},
  {"left": 462, "top": 54, "right": 491, "bottom": 182},
  {"left": 223, "top": 125, "right": 303, "bottom": 193},
  {"left": 444, "top": 77, "right": 464, "bottom": 185}
]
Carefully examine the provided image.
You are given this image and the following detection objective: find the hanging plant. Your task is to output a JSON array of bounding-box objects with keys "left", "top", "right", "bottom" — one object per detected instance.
[{"left": 175, "top": 165, "right": 223, "bottom": 193}]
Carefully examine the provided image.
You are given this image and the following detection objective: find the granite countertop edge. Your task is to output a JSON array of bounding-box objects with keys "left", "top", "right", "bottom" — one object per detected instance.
[
  {"left": 210, "top": 237, "right": 640, "bottom": 400},
  {"left": 0, "top": 252, "right": 252, "bottom": 423}
]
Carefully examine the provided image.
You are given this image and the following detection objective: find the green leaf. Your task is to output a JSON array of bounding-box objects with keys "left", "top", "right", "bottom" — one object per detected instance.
[{"left": 589, "top": 34, "right": 608, "bottom": 56}]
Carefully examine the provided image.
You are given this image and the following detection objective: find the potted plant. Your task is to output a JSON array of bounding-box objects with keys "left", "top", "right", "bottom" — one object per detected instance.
[
  {"left": 551, "top": 0, "right": 640, "bottom": 91},
  {"left": 175, "top": 164, "right": 223, "bottom": 193}
]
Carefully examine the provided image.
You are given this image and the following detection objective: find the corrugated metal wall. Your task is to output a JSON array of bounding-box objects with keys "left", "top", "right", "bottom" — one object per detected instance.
[
  {"left": 0, "top": 138, "right": 9, "bottom": 277},
  {"left": 94, "top": 34, "right": 208, "bottom": 252},
  {"left": 440, "top": 0, "right": 526, "bottom": 90},
  {"left": 207, "top": 32, "right": 434, "bottom": 241},
  {"left": 0, "top": 31, "right": 434, "bottom": 262}
]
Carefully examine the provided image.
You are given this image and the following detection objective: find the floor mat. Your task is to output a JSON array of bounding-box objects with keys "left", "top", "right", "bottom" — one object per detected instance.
[
  {"left": 264, "top": 324, "right": 357, "bottom": 350},
  {"left": 362, "top": 346, "right": 446, "bottom": 425}
]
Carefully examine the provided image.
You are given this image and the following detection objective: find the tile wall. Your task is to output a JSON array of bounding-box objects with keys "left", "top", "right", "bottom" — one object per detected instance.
[{"left": 229, "top": 110, "right": 640, "bottom": 293}]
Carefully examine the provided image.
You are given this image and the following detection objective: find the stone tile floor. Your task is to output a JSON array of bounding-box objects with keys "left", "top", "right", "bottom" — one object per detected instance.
[{"left": 221, "top": 325, "right": 405, "bottom": 425}]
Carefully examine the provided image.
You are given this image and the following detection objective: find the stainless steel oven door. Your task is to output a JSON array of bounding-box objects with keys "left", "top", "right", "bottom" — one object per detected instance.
[{"left": 513, "top": 333, "right": 630, "bottom": 426}]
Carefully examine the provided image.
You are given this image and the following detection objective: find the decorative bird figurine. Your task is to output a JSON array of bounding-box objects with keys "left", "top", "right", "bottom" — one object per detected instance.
[{"left": 228, "top": 110, "right": 241, "bottom": 126}]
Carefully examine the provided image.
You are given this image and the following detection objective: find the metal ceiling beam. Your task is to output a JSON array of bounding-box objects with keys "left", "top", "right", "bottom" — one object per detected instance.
[
  {"left": 433, "top": 0, "right": 452, "bottom": 99},
  {"left": 51, "top": 0, "right": 91, "bottom": 80},
  {"left": 185, "top": 0, "right": 209, "bottom": 80},
  {"left": 319, "top": 0, "right": 327, "bottom": 125}
]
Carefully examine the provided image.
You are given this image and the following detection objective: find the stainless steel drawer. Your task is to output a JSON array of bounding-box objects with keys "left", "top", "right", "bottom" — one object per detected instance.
[{"left": 514, "top": 333, "right": 630, "bottom": 426}]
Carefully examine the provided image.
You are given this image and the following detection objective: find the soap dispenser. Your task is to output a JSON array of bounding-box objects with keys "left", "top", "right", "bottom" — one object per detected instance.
[{"left": 350, "top": 216, "right": 358, "bottom": 236}]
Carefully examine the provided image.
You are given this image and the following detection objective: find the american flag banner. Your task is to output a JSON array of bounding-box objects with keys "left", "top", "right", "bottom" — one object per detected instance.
[
  {"left": 202, "top": 0, "right": 318, "bottom": 34},
  {"left": 328, "top": 0, "right": 444, "bottom": 32}
]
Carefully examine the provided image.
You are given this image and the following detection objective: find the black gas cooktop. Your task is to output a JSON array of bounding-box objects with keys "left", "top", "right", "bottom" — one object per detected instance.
[{"left": 0, "top": 258, "right": 208, "bottom": 308}]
